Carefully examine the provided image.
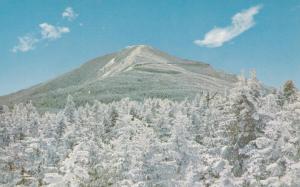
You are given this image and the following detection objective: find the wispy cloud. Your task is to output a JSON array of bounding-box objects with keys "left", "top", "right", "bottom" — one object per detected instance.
[
  {"left": 12, "top": 23, "right": 70, "bottom": 53},
  {"left": 194, "top": 5, "right": 262, "bottom": 48},
  {"left": 62, "top": 7, "right": 78, "bottom": 21},
  {"left": 12, "top": 7, "right": 77, "bottom": 53},
  {"left": 40, "top": 23, "right": 70, "bottom": 40},
  {"left": 12, "top": 35, "right": 39, "bottom": 53}
]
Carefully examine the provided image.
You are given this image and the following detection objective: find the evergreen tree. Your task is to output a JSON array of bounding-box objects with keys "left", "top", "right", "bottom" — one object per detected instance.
[
  {"left": 63, "top": 95, "right": 76, "bottom": 123},
  {"left": 283, "top": 80, "right": 297, "bottom": 103},
  {"left": 1, "top": 82, "right": 300, "bottom": 186}
]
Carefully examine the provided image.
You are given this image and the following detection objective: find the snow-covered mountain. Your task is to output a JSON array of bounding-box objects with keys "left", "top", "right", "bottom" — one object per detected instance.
[{"left": 0, "top": 45, "right": 236, "bottom": 110}]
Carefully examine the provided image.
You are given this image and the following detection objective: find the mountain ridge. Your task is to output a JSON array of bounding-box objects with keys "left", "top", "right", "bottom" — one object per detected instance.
[{"left": 0, "top": 45, "right": 237, "bottom": 110}]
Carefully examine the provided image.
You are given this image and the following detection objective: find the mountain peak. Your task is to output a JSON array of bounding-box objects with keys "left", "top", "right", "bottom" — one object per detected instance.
[
  {"left": 0, "top": 45, "right": 237, "bottom": 109},
  {"left": 98, "top": 45, "right": 170, "bottom": 78}
]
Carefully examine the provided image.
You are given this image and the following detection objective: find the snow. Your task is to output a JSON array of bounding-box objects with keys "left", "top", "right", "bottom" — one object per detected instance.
[
  {"left": 98, "top": 44, "right": 210, "bottom": 81},
  {"left": 100, "top": 45, "right": 143, "bottom": 78},
  {"left": 43, "top": 173, "right": 64, "bottom": 185},
  {"left": 0, "top": 74, "right": 299, "bottom": 186},
  {"left": 0, "top": 45, "right": 237, "bottom": 110}
]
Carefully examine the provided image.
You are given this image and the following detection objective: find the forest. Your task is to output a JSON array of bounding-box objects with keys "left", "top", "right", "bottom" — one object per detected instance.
[{"left": 1, "top": 72, "right": 300, "bottom": 187}]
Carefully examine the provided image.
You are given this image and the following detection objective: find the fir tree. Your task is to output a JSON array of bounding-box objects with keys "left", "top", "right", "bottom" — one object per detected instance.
[{"left": 283, "top": 80, "right": 297, "bottom": 103}]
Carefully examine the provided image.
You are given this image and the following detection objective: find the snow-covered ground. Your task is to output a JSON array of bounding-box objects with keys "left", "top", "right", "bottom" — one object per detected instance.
[{"left": 0, "top": 74, "right": 300, "bottom": 186}]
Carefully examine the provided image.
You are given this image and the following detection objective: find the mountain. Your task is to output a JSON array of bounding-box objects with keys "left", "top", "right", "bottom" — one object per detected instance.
[{"left": 0, "top": 45, "right": 237, "bottom": 110}]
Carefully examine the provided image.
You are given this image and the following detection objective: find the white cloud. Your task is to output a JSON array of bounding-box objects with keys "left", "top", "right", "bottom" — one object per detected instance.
[
  {"left": 12, "top": 23, "right": 70, "bottom": 53},
  {"left": 12, "top": 35, "right": 39, "bottom": 53},
  {"left": 12, "top": 7, "right": 76, "bottom": 53},
  {"left": 39, "top": 23, "right": 70, "bottom": 40},
  {"left": 194, "top": 5, "right": 262, "bottom": 48},
  {"left": 62, "top": 7, "right": 78, "bottom": 21}
]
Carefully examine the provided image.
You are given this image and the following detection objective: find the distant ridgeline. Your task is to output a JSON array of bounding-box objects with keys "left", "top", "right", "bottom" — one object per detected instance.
[
  {"left": 0, "top": 45, "right": 237, "bottom": 111},
  {"left": 0, "top": 75, "right": 300, "bottom": 186}
]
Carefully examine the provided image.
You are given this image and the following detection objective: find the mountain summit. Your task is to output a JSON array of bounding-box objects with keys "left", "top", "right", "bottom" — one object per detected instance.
[{"left": 0, "top": 45, "right": 237, "bottom": 110}]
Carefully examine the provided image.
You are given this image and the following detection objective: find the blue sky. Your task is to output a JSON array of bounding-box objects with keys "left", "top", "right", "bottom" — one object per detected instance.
[{"left": 1, "top": 0, "right": 300, "bottom": 95}]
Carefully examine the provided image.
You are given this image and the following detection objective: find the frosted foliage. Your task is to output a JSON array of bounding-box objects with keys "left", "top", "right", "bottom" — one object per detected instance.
[{"left": 0, "top": 76, "right": 300, "bottom": 187}]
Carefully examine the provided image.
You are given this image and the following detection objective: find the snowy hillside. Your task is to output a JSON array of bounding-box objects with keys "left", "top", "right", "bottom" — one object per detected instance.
[
  {"left": 0, "top": 45, "right": 237, "bottom": 111},
  {"left": 1, "top": 74, "right": 300, "bottom": 186}
]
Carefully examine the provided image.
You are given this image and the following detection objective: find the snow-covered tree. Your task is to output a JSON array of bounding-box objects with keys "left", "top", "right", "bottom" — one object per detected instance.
[
  {"left": 1, "top": 77, "right": 300, "bottom": 186},
  {"left": 283, "top": 80, "right": 297, "bottom": 103}
]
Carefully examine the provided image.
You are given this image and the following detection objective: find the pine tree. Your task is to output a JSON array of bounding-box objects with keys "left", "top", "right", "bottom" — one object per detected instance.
[
  {"left": 63, "top": 95, "right": 76, "bottom": 123},
  {"left": 283, "top": 80, "right": 297, "bottom": 103}
]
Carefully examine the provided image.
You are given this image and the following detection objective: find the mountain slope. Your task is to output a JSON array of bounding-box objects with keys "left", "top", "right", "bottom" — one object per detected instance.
[{"left": 0, "top": 45, "right": 237, "bottom": 110}]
